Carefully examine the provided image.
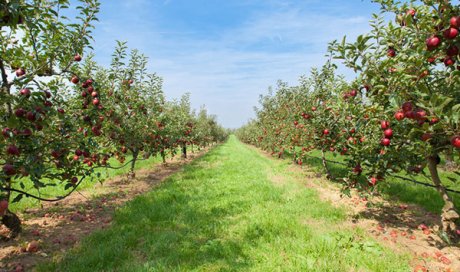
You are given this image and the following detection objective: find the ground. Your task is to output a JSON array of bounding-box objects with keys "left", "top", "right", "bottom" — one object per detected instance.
[{"left": 0, "top": 137, "right": 459, "bottom": 272}]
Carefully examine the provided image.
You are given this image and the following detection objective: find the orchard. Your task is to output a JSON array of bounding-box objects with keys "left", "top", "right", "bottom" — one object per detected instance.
[
  {"left": 0, "top": 0, "right": 226, "bottom": 239},
  {"left": 2, "top": 0, "right": 460, "bottom": 271},
  {"left": 238, "top": 0, "right": 460, "bottom": 241}
]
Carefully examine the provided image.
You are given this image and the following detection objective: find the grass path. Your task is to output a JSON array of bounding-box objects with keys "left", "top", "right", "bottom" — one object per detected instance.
[{"left": 39, "top": 136, "right": 410, "bottom": 271}]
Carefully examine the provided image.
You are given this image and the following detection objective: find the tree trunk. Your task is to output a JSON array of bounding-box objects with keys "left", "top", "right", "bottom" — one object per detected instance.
[
  {"left": 182, "top": 143, "right": 187, "bottom": 159},
  {"left": 128, "top": 150, "right": 138, "bottom": 179},
  {"left": 427, "top": 155, "right": 459, "bottom": 238},
  {"left": 191, "top": 143, "right": 194, "bottom": 153},
  {"left": 161, "top": 150, "right": 166, "bottom": 164},
  {"left": 321, "top": 149, "right": 333, "bottom": 180},
  {"left": 1, "top": 210, "right": 21, "bottom": 240}
]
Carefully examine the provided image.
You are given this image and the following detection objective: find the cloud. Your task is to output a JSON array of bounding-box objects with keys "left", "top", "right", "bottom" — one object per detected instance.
[{"left": 91, "top": 1, "right": 376, "bottom": 128}]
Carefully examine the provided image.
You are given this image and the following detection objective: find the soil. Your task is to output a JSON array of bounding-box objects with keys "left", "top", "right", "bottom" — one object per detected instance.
[{"left": 0, "top": 148, "right": 210, "bottom": 272}]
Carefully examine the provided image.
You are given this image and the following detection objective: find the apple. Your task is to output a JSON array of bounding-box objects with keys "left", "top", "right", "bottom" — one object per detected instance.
[
  {"left": 426, "top": 36, "right": 441, "bottom": 50},
  {"left": 26, "top": 111, "right": 36, "bottom": 122},
  {"left": 87, "top": 86, "right": 94, "bottom": 92},
  {"left": 450, "top": 16, "right": 460, "bottom": 28},
  {"left": 381, "top": 138, "right": 391, "bottom": 146},
  {"left": 44, "top": 101, "right": 52, "bottom": 107},
  {"left": 406, "top": 9, "right": 415, "bottom": 17},
  {"left": 2, "top": 128, "right": 11, "bottom": 138},
  {"left": 381, "top": 120, "right": 390, "bottom": 129},
  {"left": 74, "top": 54, "right": 82, "bottom": 62},
  {"left": 0, "top": 200, "right": 8, "bottom": 212},
  {"left": 369, "top": 177, "right": 378, "bottom": 186},
  {"left": 349, "top": 89, "right": 357, "bottom": 97},
  {"left": 415, "top": 109, "right": 427, "bottom": 120},
  {"left": 26, "top": 241, "right": 39, "bottom": 253},
  {"left": 57, "top": 108, "right": 65, "bottom": 114},
  {"left": 353, "top": 164, "right": 362, "bottom": 174},
  {"left": 387, "top": 48, "right": 396, "bottom": 57},
  {"left": 444, "top": 57, "right": 455, "bottom": 66},
  {"left": 86, "top": 79, "right": 93, "bottom": 85},
  {"left": 446, "top": 45, "right": 459, "bottom": 56},
  {"left": 91, "top": 91, "right": 98, "bottom": 97},
  {"left": 51, "top": 150, "right": 61, "bottom": 159},
  {"left": 429, "top": 117, "right": 439, "bottom": 125},
  {"left": 20, "top": 88, "right": 31, "bottom": 97},
  {"left": 311, "top": 106, "right": 317, "bottom": 111},
  {"left": 73, "top": 155, "right": 80, "bottom": 161},
  {"left": 15, "top": 68, "right": 25, "bottom": 77},
  {"left": 75, "top": 149, "right": 83, "bottom": 156},
  {"left": 323, "top": 129, "right": 330, "bottom": 135},
  {"left": 15, "top": 108, "right": 26, "bottom": 117},
  {"left": 452, "top": 136, "right": 460, "bottom": 148},
  {"left": 43, "top": 90, "right": 51, "bottom": 98},
  {"left": 92, "top": 98, "right": 100, "bottom": 106},
  {"left": 443, "top": 28, "right": 458, "bottom": 40},
  {"left": 3, "top": 164, "right": 16, "bottom": 176},
  {"left": 81, "top": 91, "right": 88, "bottom": 97},
  {"left": 6, "top": 145, "right": 20, "bottom": 156},
  {"left": 22, "top": 128, "right": 32, "bottom": 136},
  {"left": 71, "top": 76, "right": 79, "bottom": 84},
  {"left": 394, "top": 111, "right": 405, "bottom": 121},
  {"left": 70, "top": 177, "right": 78, "bottom": 184},
  {"left": 383, "top": 129, "right": 393, "bottom": 138},
  {"left": 421, "top": 133, "right": 432, "bottom": 142},
  {"left": 402, "top": 101, "right": 413, "bottom": 112},
  {"left": 427, "top": 56, "right": 436, "bottom": 63}
]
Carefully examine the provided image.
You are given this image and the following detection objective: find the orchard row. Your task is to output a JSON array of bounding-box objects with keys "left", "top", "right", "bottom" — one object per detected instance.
[
  {"left": 237, "top": 0, "right": 460, "bottom": 240},
  {"left": 0, "top": 0, "right": 227, "bottom": 237}
]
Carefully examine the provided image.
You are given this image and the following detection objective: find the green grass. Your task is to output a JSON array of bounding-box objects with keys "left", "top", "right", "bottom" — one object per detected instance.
[
  {"left": 38, "top": 135, "right": 410, "bottom": 272},
  {"left": 295, "top": 149, "right": 459, "bottom": 215},
  {"left": 9, "top": 153, "right": 165, "bottom": 212}
]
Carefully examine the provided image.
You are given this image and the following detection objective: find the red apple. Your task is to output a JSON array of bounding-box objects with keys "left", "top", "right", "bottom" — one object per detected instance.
[
  {"left": 381, "top": 138, "right": 391, "bottom": 146},
  {"left": 349, "top": 89, "right": 357, "bottom": 97},
  {"left": 20, "top": 88, "right": 31, "bottom": 97},
  {"left": 15, "top": 68, "right": 25, "bottom": 77},
  {"left": 383, "top": 129, "right": 393, "bottom": 139},
  {"left": 91, "top": 91, "right": 98, "bottom": 97},
  {"left": 92, "top": 98, "right": 100, "bottom": 106},
  {"left": 3, "top": 164, "right": 16, "bottom": 176},
  {"left": 323, "top": 129, "right": 330, "bottom": 135},
  {"left": 446, "top": 45, "right": 459, "bottom": 56},
  {"left": 452, "top": 136, "right": 460, "bottom": 148},
  {"left": 421, "top": 133, "right": 432, "bottom": 142},
  {"left": 444, "top": 57, "right": 455, "bottom": 66},
  {"left": 6, "top": 145, "right": 20, "bottom": 156},
  {"left": 450, "top": 16, "right": 460, "bottom": 28},
  {"left": 426, "top": 36, "right": 441, "bottom": 50},
  {"left": 15, "top": 108, "right": 26, "bottom": 117},
  {"left": 387, "top": 48, "right": 396, "bottom": 57},
  {"left": 406, "top": 9, "right": 416, "bottom": 17},
  {"left": 87, "top": 86, "right": 94, "bottom": 92},
  {"left": 443, "top": 28, "right": 458, "bottom": 40},
  {"left": 57, "top": 108, "right": 65, "bottom": 114},
  {"left": 369, "top": 177, "right": 378, "bottom": 186},
  {"left": 402, "top": 102, "right": 413, "bottom": 112},
  {"left": 381, "top": 120, "right": 390, "bottom": 129},
  {"left": 394, "top": 111, "right": 405, "bottom": 121},
  {"left": 2, "top": 128, "right": 11, "bottom": 138},
  {"left": 311, "top": 106, "right": 317, "bottom": 111},
  {"left": 71, "top": 76, "right": 79, "bottom": 84},
  {"left": 74, "top": 54, "right": 82, "bottom": 62},
  {"left": 26, "top": 111, "right": 36, "bottom": 122},
  {"left": 0, "top": 200, "right": 8, "bottom": 211}
]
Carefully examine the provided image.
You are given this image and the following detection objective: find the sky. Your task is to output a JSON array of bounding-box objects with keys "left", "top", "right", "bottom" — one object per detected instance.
[{"left": 85, "top": 0, "right": 381, "bottom": 128}]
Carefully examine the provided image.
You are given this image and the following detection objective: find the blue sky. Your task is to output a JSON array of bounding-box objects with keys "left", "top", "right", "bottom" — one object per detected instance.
[{"left": 87, "top": 0, "right": 380, "bottom": 128}]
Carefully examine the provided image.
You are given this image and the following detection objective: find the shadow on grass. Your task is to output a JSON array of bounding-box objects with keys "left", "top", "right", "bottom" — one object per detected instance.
[{"left": 37, "top": 148, "right": 252, "bottom": 272}]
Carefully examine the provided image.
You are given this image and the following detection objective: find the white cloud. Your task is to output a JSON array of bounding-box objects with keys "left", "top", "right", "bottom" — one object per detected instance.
[{"left": 92, "top": 4, "right": 375, "bottom": 128}]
